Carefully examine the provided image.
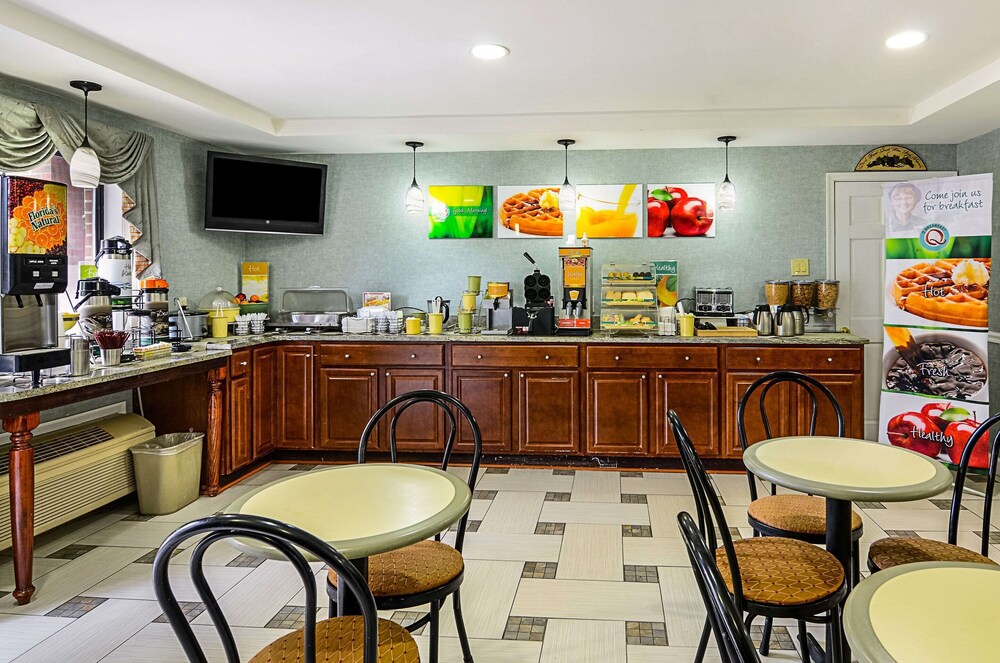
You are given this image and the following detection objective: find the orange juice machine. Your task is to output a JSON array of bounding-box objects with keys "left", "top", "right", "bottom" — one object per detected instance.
[
  {"left": 557, "top": 243, "right": 593, "bottom": 335},
  {"left": 0, "top": 175, "right": 70, "bottom": 382}
]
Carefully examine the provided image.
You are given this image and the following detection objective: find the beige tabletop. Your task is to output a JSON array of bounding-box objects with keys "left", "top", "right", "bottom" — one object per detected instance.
[
  {"left": 743, "top": 436, "right": 953, "bottom": 502},
  {"left": 845, "top": 561, "right": 1000, "bottom": 663},
  {"left": 226, "top": 463, "right": 471, "bottom": 559}
]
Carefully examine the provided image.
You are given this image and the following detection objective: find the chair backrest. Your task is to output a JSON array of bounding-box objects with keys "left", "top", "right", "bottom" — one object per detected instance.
[
  {"left": 948, "top": 412, "right": 1000, "bottom": 553},
  {"left": 153, "top": 514, "right": 380, "bottom": 663},
  {"left": 357, "top": 389, "right": 483, "bottom": 550},
  {"left": 669, "top": 409, "right": 746, "bottom": 614},
  {"left": 736, "top": 370, "right": 845, "bottom": 500},
  {"left": 678, "top": 511, "right": 762, "bottom": 663}
]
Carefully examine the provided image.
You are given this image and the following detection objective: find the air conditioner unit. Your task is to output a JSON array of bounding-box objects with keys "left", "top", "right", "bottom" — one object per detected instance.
[{"left": 0, "top": 413, "right": 154, "bottom": 550}]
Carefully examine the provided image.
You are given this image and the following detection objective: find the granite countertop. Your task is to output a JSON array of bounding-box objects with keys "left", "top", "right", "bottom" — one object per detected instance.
[{"left": 212, "top": 330, "right": 868, "bottom": 348}]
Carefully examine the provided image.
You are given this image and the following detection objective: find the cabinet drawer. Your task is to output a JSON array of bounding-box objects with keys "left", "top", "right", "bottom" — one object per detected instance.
[
  {"left": 318, "top": 343, "right": 444, "bottom": 367},
  {"left": 726, "top": 346, "right": 861, "bottom": 371},
  {"left": 586, "top": 345, "right": 717, "bottom": 370},
  {"left": 451, "top": 344, "right": 579, "bottom": 368},
  {"left": 230, "top": 350, "right": 252, "bottom": 378}
]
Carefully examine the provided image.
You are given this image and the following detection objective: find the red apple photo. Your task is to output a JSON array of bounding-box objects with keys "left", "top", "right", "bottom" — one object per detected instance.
[
  {"left": 945, "top": 419, "right": 989, "bottom": 469},
  {"left": 671, "top": 197, "right": 715, "bottom": 237},
  {"left": 920, "top": 402, "right": 951, "bottom": 431},
  {"left": 886, "top": 411, "right": 944, "bottom": 458},
  {"left": 647, "top": 198, "right": 670, "bottom": 237}
]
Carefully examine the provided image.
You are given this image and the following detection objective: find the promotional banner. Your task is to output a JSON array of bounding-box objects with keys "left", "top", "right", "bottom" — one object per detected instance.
[
  {"left": 427, "top": 186, "right": 494, "bottom": 239},
  {"left": 878, "top": 174, "right": 992, "bottom": 468}
]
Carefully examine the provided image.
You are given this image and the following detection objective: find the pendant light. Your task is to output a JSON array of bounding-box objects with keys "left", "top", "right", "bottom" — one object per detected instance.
[
  {"left": 404, "top": 141, "right": 425, "bottom": 215},
  {"left": 69, "top": 80, "right": 102, "bottom": 189},
  {"left": 557, "top": 139, "right": 576, "bottom": 213},
  {"left": 717, "top": 135, "right": 736, "bottom": 211}
]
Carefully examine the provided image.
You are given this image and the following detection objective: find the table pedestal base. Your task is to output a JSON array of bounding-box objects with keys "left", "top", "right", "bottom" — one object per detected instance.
[
  {"left": 826, "top": 498, "right": 852, "bottom": 662},
  {"left": 337, "top": 557, "right": 370, "bottom": 617}
]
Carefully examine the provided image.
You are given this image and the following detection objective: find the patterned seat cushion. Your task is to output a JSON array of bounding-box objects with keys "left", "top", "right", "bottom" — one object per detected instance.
[
  {"left": 868, "top": 536, "right": 997, "bottom": 571},
  {"left": 748, "top": 494, "right": 862, "bottom": 536},
  {"left": 249, "top": 615, "right": 420, "bottom": 662},
  {"left": 716, "top": 537, "right": 845, "bottom": 606},
  {"left": 328, "top": 540, "right": 464, "bottom": 598}
]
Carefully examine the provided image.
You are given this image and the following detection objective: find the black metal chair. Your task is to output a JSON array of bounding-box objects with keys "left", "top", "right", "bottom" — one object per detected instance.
[
  {"left": 737, "top": 371, "right": 862, "bottom": 655},
  {"left": 325, "top": 389, "right": 482, "bottom": 663},
  {"left": 678, "top": 511, "right": 762, "bottom": 663},
  {"left": 868, "top": 412, "right": 1000, "bottom": 572},
  {"left": 670, "top": 409, "right": 847, "bottom": 663},
  {"left": 152, "top": 513, "right": 419, "bottom": 663}
]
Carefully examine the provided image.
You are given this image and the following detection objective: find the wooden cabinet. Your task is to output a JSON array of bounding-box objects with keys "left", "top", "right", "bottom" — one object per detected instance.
[
  {"left": 451, "top": 369, "right": 512, "bottom": 453},
  {"left": 277, "top": 344, "right": 315, "bottom": 449},
  {"left": 383, "top": 369, "right": 447, "bottom": 452},
  {"left": 252, "top": 346, "right": 277, "bottom": 457},
  {"left": 517, "top": 370, "right": 580, "bottom": 454},
  {"left": 585, "top": 371, "right": 648, "bottom": 455},
  {"left": 228, "top": 374, "right": 253, "bottom": 471},
  {"left": 653, "top": 371, "right": 720, "bottom": 457},
  {"left": 316, "top": 368, "right": 378, "bottom": 452}
]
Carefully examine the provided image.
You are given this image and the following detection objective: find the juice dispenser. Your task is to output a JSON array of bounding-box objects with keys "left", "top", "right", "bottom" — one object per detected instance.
[{"left": 557, "top": 243, "right": 593, "bottom": 335}]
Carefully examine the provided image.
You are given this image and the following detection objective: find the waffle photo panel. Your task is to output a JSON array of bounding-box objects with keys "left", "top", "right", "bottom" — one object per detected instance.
[
  {"left": 646, "top": 183, "right": 717, "bottom": 238},
  {"left": 878, "top": 390, "right": 992, "bottom": 470},
  {"left": 496, "top": 185, "right": 565, "bottom": 239},
  {"left": 884, "top": 257, "right": 990, "bottom": 330}
]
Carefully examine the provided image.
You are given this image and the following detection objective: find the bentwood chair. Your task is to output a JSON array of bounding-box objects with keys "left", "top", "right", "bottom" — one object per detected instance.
[
  {"left": 678, "top": 511, "right": 762, "bottom": 663},
  {"left": 670, "top": 409, "right": 847, "bottom": 663},
  {"left": 153, "top": 513, "right": 420, "bottom": 663},
  {"left": 326, "top": 390, "right": 482, "bottom": 663},
  {"left": 867, "top": 412, "right": 1000, "bottom": 572}
]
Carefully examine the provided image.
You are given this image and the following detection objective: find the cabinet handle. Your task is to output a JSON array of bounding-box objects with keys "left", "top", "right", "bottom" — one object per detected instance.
[
  {"left": 641, "top": 374, "right": 646, "bottom": 380},
  {"left": 504, "top": 372, "right": 509, "bottom": 378},
  {"left": 614, "top": 355, "right": 620, "bottom": 361},
  {"left": 658, "top": 374, "right": 663, "bottom": 379},
  {"left": 756, "top": 356, "right": 761, "bottom": 362},
  {"left": 370, "top": 372, "right": 375, "bottom": 376},
  {"left": 827, "top": 357, "right": 833, "bottom": 363},
  {"left": 544, "top": 355, "right": 550, "bottom": 360},
  {"left": 410, "top": 353, "right": 417, "bottom": 359},
  {"left": 344, "top": 353, "right": 350, "bottom": 358},
  {"left": 684, "top": 356, "right": 690, "bottom": 362},
  {"left": 477, "top": 354, "right": 483, "bottom": 359},
  {"left": 239, "top": 361, "right": 248, "bottom": 366},
  {"left": 305, "top": 354, "right": 311, "bottom": 358},
  {"left": 520, "top": 373, "right": 525, "bottom": 378},
  {"left": 385, "top": 371, "right": 391, "bottom": 376}
]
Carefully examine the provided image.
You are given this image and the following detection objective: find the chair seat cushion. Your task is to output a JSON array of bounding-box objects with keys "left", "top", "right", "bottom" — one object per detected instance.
[
  {"left": 748, "top": 494, "right": 862, "bottom": 536},
  {"left": 716, "top": 536, "right": 845, "bottom": 607},
  {"left": 868, "top": 536, "right": 997, "bottom": 571},
  {"left": 328, "top": 540, "right": 464, "bottom": 598},
  {"left": 249, "top": 615, "right": 419, "bottom": 662}
]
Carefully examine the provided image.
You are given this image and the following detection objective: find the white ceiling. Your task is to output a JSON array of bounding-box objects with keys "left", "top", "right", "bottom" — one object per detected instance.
[{"left": 1, "top": 0, "right": 999, "bottom": 153}]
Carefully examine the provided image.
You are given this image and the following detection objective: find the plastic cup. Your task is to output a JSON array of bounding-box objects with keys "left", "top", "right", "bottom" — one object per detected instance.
[
  {"left": 467, "top": 275, "right": 482, "bottom": 292},
  {"left": 405, "top": 317, "right": 421, "bottom": 335},
  {"left": 458, "top": 312, "right": 473, "bottom": 334},
  {"left": 679, "top": 313, "right": 695, "bottom": 337},
  {"left": 428, "top": 312, "right": 444, "bottom": 334},
  {"left": 461, "top": 291, "right": 478, "bottom": 312}
]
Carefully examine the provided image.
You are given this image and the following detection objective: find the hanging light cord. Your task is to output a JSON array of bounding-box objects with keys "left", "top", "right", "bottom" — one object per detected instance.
[
  {"left": 724, "top": 140, "right": 729, "bottom": 179},
  {"left": 563, "top": 144, "right": 569, "bottom": 185},
  {"left": 81, "top": 88, "right": 90, "bottom": 148},
  {"left": 411, "top": 145, "right": 417, "bottom": 186}
]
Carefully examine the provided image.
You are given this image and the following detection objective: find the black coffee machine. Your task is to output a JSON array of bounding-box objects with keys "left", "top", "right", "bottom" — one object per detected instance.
[{"left": 513, "top": 252, "right": 555, "bottom": 335}]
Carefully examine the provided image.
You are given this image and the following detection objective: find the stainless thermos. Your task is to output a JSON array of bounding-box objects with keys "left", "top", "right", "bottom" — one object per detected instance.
[{"left": 67, "top": 336, "right": 92, "bottom": 376}]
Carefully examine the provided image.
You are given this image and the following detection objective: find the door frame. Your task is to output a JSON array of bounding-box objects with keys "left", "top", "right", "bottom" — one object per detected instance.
[{"left": 824, "top": 171, "right": 957, "bottom": 280}]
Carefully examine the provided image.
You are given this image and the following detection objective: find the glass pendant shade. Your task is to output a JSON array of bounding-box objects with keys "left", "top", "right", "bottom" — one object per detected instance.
[
  {"left": 559, "top": 181, "right": 576, "bottom": 213},
  {"left": 405, "top": 179, "right": 425, "bottom": 216},
  {"left": 717, "top": 177, "right": 736, "bottom": 211},
  {"left": 70, "top": 142, "right": 101, "bottom": 189}
]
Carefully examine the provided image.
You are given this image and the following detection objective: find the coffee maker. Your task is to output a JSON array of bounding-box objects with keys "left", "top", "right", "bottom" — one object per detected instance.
[
  {"left": 513, "top": 252, "right": 555, "bottom": 335},
  {"left": 0, "top": 175, "right": 70, "bottom": 383}
]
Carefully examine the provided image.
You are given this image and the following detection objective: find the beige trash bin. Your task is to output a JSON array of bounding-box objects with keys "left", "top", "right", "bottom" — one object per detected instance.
[{"left": 130, "top": 432, "right": 204, "bottom": 515}]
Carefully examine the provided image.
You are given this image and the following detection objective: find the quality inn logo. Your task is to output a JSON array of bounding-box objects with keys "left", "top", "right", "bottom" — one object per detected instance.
[{"left": 919, "top": 223, "right": 949, "bottom": 251}]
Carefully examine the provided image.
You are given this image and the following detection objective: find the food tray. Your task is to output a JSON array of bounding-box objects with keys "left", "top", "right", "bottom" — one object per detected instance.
[
  {"left": 695, "top": 327, "right": 759, "bottom": 337},
  {"left": 601, "top": 279, "right": 657, "bottom": 286}
]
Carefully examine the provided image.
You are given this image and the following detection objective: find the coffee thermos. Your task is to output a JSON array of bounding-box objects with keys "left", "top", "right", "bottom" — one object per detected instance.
[
  {"left": 751, "top": 305, "right": 773, "bottom": 336},
  {"left": 67, "top": 335, "right": 91, "bottom": 376}
]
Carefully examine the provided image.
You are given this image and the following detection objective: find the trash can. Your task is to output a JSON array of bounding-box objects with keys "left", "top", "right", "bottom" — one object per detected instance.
[{"left": 130, "top": 432, "right": 204, "bottom": 515}]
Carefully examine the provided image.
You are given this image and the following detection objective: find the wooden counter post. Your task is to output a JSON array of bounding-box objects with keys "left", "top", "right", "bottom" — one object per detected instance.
[
  {"left": 203, "top": 366, "right": 226, "bottom": 496},
  {"left": 4, "top": 412, "right": 40, "bottom": 605}
]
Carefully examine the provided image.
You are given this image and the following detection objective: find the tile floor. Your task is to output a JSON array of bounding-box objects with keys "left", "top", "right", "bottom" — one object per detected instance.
[{"left": 0, "top": 464, "right": 997, "bottom": 662}]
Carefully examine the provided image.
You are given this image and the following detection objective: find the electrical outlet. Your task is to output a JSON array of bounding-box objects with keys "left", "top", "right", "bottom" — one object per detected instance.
[{"left": 791, "top": 259, "right": 810, "bottom": 276}]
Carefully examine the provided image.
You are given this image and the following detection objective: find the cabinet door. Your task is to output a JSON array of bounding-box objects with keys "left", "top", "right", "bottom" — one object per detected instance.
[
  {"left": 451, "top": 370, "right": 512, "bottom": 453},
  {"left": 654, "top": 371, "right": 720, "bottom": 457},
  {"left": 517, "top": 371, "right": 580, "bottom": 454},
  {"left": 316, "top": 368, "right": 379, "bottom": 451},
  {"left": 585, "top": 371, "right": 648, "bottom": 455},
  {"left": 277, "top": 344, "right": 314, "bottom": 449},
  {"left": 252, "top": 346, "right": 277, "bottom": 458},
  {"left": 383, "top": 369, "right": 447, "bottom": 452},
  {"left": 228, "top": 376, "right": 253, "bottom": 472},
  {"left": 797, "top": 372, "right": 864, "bottom": 439},
  {"left": 723, "top": 372, "right": 793, "bottom": 458}
]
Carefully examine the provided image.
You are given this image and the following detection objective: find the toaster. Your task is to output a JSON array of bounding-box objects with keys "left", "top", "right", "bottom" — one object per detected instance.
[{"left": 693, "top": 287, "right": 734, "bottom": 315}]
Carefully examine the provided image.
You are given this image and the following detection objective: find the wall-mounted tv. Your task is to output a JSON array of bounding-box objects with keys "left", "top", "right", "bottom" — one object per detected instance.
[{"left": 205, "top": 151, "right": 327, "bottom": 235}]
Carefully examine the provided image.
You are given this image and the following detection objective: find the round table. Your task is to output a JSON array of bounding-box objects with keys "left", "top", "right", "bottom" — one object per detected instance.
[
  {"left": 743, "top": 436, "right": 953, "bottom": 660},
  {"left": 845, "top": 562, "right": 1000, "bottom": 663},
  {"left": 226, "top": 463, "right": 472, "bottom": 614}
]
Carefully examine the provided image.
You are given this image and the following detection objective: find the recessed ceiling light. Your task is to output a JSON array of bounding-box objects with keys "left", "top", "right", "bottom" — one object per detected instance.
[
  {"left": 885, "top": 31, "right": 928, "bottom": 49},
  {"left": 471, "top": 44, "right": 509, "bottom": 60}
]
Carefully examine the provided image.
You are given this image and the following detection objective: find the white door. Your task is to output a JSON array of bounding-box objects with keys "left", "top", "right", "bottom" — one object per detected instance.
[{"left": 828, "top": 172, "right": 955, "bottom": 440}]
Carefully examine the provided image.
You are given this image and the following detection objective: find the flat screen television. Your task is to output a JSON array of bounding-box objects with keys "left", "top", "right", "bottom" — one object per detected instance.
[{"left": 205, "top": 151, "right": 327, "bottom": 235}]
